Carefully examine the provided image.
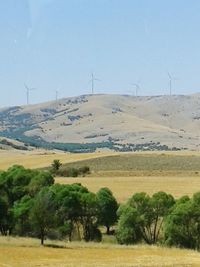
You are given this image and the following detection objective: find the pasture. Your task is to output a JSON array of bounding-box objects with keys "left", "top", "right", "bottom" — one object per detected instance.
[
  {"left": 57, "top": 175, "right": 200, "bottom": 202},
  {"left": 0, "top": 149, "right": 116, "bottom": 170},
  {"left": 1, "top": 150, "right": 200, "bottom": 202},
  {"left": 56, "top": 152, "right": 200, "bottom": 202},
  {"left": 1, "top": 236, "right": 200, "bottom": 267}
]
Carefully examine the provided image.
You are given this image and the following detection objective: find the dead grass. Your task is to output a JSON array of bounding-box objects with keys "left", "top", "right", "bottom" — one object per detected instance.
[
  {"left": 0, "top": 236, "right": 200, "bottom": 267},
  {"left": 0, "top": 150, "right": 117, "bottom": 170},
  {"left": 61, "top": 153, "right": 200, "bottom": 174},
  {"left": 56, "top": 175, "right": 200, "bottom": 202}
]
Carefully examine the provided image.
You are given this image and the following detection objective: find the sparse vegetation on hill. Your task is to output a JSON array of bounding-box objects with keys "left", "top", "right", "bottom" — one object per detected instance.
[
  {"left": 60, "top": 153, "right": 200, "bottom": 174},
  {"left": 1, "top": 94, "right": 200, "bottom": 151}
]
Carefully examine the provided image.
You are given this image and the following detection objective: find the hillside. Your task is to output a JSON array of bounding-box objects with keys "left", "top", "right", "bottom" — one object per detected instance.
[
  {"left": 0, "top": 136, "right": 33, "bottom": 151},
  {"left": 1, "top": 94, "right": 200, "bottom": 151}
]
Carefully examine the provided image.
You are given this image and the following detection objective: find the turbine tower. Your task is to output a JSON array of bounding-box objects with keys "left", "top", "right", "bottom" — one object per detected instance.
[
  {"left": 55, "top": 90, "right": 59, "bottom": 101},
  {"left": 89, "top": 73, "right": 100, "bottom": 94},
  {"left": 24, "top": 84, "right": 36, "bottom": 105},
  {"left": 167, "top": 72, "right": 177, "bottom": 96},
  {"left": 132, "top": 82, "right": 141, "bottom": 97}
]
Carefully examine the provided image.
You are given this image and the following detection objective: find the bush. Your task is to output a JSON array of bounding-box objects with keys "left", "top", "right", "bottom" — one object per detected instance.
[
  {"left": 78, "top": 166, "right": 90, "bottom": 176},
  {"left": 56, "top": 166, "right": 90, "bottom": 177},
  {"left": 57, "top": 167, "right": 79, "bottom": 177}
]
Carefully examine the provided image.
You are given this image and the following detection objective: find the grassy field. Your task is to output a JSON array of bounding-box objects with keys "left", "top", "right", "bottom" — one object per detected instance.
[
  {"left": 56, "top": 175, "right": 200, "bottom": 202},
  {"left": 61, "top": 153, "right": 200, "bottom": 176},
  {"left": 1, "top": 236, "right": 200, "bottom": 267},
  {"left": 56, "top": 152, "right": 200, "bottom": 202},
  {"left": 1, "top": 150, "right": 200, "bottom": 202},
  {"left": 0, "top": 149, "right": 116, "bottom": 170}
]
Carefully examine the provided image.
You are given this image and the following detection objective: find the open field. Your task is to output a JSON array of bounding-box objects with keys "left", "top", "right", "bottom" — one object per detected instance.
[
  {"left": 56, "top": 152, "right": 200, "bottom": 202},
  {"left": 1, "top": 150, "right": 200, "bottom": 202},
  {"left": 56, "top": 175, "right": 200, "bottom": 202},
  {"left": 1, "top": 149, "right": 200, "bottom": 172},
  {"left": 0, "top": 150, "right": 117, "bottom": 170},
  {"left": 62, "top": 153, "right": 200, "bottom": 176},
  {"left": 0, "top": 237, "right": 200, "bottom": 267}
]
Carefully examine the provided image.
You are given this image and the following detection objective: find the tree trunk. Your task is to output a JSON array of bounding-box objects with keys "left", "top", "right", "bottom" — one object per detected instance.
[
  {"left": 106, "top": 226, "right": 110, "bottom": 235},
  {"left": 41, "top": 235, "right": 44, "bottom": 245},
  {"left": 40, "top": 228, "right": 45, "bottom": 246}
]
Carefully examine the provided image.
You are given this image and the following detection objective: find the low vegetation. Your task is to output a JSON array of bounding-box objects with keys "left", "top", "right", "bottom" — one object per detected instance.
[
  {"left": 61, "top": 154, "right": 200, "bottom": 174},
  {"left": 51, "top": 159, "right": 90, "bottom": 177}
]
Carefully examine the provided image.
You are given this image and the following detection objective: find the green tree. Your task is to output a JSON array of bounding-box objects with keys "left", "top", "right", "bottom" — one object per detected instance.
[
  {"left": 96, "top": 187, "right": 118, "bottom": 234},
  {"left": 52, "top": 183, "right": 86, "bottom": 241},
  {"left": 150, "top": 191, "right": 175, "bottom": 243},
  {"left": 51, "top": 159, "right": 62, "bottom": 173},
  {"left": 30, "top": 189, "right": 56, "bottom": 245},
  {"left": 80, "top": 192, "right": 101, "bottom": 242},
  {"left": 0, "top": 196, "right": 9, "bottom": 235},
  {"left": 164, "top": 193, "right": 200, "bottom": 249},
  {"left": 12, "top": 195, "right": 33, "bottom": 236},
  {"left": 116, "top": 204, "right": 141, "bottom": 244},
  {"left": 117, "top": 192, "right": 175, "bottom": 245}
]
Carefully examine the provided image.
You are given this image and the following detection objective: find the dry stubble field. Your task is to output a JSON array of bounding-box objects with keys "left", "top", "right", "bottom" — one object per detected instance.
[
  {"left": 1, "top": 149, "right": 200, "bottom": 266},
  {"left": 1, "top": 236, "right": 200, "bottom": 267}
]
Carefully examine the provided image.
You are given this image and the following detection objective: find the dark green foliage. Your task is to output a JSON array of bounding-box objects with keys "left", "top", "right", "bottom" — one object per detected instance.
[
  {"left": 78, "top": 166, "right": 90, "bottom": 176},
  {"left": 0, "top": 165, "right": 54, "bottom": 204},
  {"left": 116, "top": 204, "right": 142, "bottom": 244},
  {"left": 57, "top": 167, "right": 79, "bottom": 177},
  {"left": 12, "top": 195, "right": 33, "bottom": 236},
  {"left": 80, "top": 192, "right": 100, "bottom": 242},
  {"left": 117, "top": 192, "right": 175, "bottom": 245},
  {"left": 96, "top": 187, "right": 118, "bottom": 234},
  {"left": 55, "top": 166, "right": 90, "bottom": 177},
  {"left": 51, "top": 159, "right": 62, "bottom": 173},
  {"left": 30, "top": 189, "right": 56, "bottom": 245},
  {"left": 164, "top": 193, "right": 200, "bottom": 250},
  {"left": 0, "top": 196, "right": 10, "bottom": 235},
  {"left": 49, "top": 183, "right": 101, "bottom": 242},
  {"left": 0, "top": 165, "right": 54, "bottom": 235}
]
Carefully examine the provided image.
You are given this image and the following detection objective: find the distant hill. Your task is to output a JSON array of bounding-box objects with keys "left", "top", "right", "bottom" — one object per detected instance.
[
  {"left": 0, "top": 137, "right": 33, "bottom": 151},
  {"left": 0, "top": 94, "right": 200, "bottom": 152}
]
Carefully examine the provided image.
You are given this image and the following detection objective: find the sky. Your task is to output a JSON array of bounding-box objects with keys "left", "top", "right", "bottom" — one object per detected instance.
[{"left": 1, "top": 0, "right": 200, "bottom": 107}]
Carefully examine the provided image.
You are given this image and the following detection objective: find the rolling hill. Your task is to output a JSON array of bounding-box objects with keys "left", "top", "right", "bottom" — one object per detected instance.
[{"left": 0, "top": 94, "right": 200, "bottom": 151}]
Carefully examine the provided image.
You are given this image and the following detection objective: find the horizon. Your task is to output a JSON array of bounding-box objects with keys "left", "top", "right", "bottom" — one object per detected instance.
[
  {"left": 1, "top": 91, "right": 200, "bottom": 109},
  {"left": 1, "top": 1, "right": 200, "bottom": 107}
]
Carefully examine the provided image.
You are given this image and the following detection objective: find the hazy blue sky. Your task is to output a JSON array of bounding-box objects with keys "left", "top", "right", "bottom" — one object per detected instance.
[{"left": 1, "top": 0, "right": 200, "bottom": 107}]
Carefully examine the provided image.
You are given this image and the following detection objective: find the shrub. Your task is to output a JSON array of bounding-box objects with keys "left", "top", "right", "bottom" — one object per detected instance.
[
  {"left": 78, "top": 166, "right": 90, "bottom": 176},
  {"left": 57, "top": 167, "right": 79, "bottom": 177}
]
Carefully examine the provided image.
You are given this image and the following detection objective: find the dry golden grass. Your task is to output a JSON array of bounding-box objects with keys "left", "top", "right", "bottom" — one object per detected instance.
[
  {"left": 56, "top": 175, "right": 200, "bottom": 202},
  {"left": 0, "top": 236, "right": 200, "bottom": 267},
  {"left": 0, "top": 150, "right": 117, "bottom": 170},
  {"left": 1, "top": 149, "right": 200, "bottom": 171}
]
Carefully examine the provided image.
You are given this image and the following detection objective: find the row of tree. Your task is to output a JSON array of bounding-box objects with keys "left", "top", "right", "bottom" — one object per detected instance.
[
  {"left": 0, "top": 165, "right": 118, "bottom": 244},
  {"left": 117, "top": 191, "right": 200, "bottom": 250},
  {"left": 1, "top": 165, "right": 200, "bottom": 250}
]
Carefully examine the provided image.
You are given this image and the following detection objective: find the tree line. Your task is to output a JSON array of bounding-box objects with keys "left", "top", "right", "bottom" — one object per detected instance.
[{"left": 0, "top": 165, "right": 200, "bottom": 250}]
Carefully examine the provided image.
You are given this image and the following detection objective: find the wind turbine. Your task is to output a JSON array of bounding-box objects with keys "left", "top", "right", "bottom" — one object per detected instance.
[
  {"left": 55, "top": 90, "right": 59, "bottom": 101},
  {"left": 89, "top": 73, "right": 100, "bottom": 94},
  {"left": 131, "top": 82, "right": 141, "bottom": 97},
  {"left": 24, "top": 83, "right": 36, "bottom": 105},
  {"left": 167, "top": 72, "right": 177, "bottom": 96}
]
